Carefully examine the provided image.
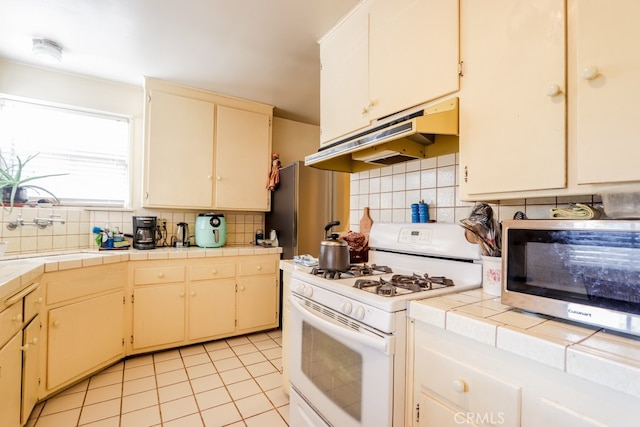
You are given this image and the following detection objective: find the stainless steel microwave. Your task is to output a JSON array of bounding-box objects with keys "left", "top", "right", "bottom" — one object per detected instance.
[{"left": 502, "top": 219, "right": 640, "bottom": 337}]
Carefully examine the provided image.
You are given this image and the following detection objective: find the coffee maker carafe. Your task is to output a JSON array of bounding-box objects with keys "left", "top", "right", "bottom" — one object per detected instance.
[{"left": 133, "top": 216, "right": 157, "bottom": 250}]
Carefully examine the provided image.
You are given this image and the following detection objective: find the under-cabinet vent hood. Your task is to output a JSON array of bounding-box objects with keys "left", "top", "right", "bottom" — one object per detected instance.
[{"left": 305, "top": 97, "right": 459, "bottom": 173}]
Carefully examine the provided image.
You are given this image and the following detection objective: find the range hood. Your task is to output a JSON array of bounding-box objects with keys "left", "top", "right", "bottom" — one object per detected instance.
[{"left": 305, "top": 97, "right": 459, "bottom": 173}]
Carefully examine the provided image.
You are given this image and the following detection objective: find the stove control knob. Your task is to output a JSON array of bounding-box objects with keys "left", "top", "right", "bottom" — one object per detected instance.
[
  {"left": 303, "top": 286, "right": 313, "bottom": 298},
  {"left": 354, "top": 306, "right": 366, "bottom": 320},
  {"left": 341, "top": 302, "right": 353, "bottom": 314},
  {"left": 296, "top": 284, "right": 305, "bottom": 294}
]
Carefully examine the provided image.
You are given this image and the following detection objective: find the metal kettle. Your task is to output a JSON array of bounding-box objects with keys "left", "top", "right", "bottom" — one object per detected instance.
[
  {"left": 319, "top": 221, "right": 350, "bottom": 271},
  {"left": 174, "top": 222, "right": 190, "bottom": 247}
]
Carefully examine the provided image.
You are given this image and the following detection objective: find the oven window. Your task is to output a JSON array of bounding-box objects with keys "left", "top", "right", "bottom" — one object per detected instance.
[
  {"left": 507, "top": 229, "right": 640, "bottom": 314},
  {"left": 301, "top": 321, "right": 362, "bottom": 421}
]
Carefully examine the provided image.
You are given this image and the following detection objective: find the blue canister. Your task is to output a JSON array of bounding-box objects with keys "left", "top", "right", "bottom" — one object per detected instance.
[
  {"left": 411, "top": 204, "right": 420, "bottom": 223},
  {"left": 419, "top": 202, "right": 429, "bottom": 223}
]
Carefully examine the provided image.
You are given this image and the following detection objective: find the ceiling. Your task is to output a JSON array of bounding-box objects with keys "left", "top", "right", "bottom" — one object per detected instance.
[{"left": 0, "top": 0, "right": 361, "bottom": 125}]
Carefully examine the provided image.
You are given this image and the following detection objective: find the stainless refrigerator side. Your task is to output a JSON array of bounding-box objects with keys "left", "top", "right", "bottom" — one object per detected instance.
[{"left": 265, "top": 161, "right": 349, "bottom": 260}]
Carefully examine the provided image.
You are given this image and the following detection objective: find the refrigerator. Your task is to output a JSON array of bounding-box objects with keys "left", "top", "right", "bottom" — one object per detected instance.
[{"left": 265, "top": 161, "right": 350, "bottom": 260}]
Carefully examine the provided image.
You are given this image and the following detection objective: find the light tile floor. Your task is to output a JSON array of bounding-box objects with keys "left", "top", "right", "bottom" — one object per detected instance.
[{"left": 27, "top": 330, "right": 289, "bottom": 427}]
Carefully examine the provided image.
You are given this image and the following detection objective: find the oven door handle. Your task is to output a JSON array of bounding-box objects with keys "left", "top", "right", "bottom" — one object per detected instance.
[{"left": 290, "top": 296, "right": 392, "bottom": 355}]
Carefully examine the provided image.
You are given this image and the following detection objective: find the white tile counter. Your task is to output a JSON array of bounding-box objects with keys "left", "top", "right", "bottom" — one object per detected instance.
[
  {"left": 409, "top": 289, "right": 640, "bottom": 399},
  {"left": 0, "top": 245, "right": 282, "bottom": 302}
]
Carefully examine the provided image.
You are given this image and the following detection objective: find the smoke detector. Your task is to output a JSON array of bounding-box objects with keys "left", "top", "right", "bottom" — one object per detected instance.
[{"left": 32, "top": 38, "right": 63, "bottom": 63}]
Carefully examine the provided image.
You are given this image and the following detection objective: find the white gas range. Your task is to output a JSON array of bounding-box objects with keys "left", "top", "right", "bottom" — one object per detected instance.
[{"left": 288, "top": 222, "right": 483, "bottom": 427}]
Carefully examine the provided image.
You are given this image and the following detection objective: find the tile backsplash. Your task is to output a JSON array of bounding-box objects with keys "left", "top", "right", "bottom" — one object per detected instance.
[
  {"left": 0, "top": 207, "right": 264, "bottom": 255},
  {"left": 349, "top": 153, "right": 602, "bottom": 230}
]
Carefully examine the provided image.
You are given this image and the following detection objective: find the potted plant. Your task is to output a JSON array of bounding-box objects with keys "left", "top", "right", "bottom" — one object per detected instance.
[{"left": 0, "top": 153, "right": 67, "bottom": 211}]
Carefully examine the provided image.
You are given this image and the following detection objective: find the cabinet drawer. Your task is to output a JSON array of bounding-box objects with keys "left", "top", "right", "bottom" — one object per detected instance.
[
  {"left": 238, "top": 258, "right": 277, "bottom": 276},
  {"left": 46, "top": 266, "right": 126, "bottom": 305},
  {"left": 417, "top": 346, "right": 521, "bottom": 427},
  {"left": 134, "top": 266, "right": 185, "bottom": 285},
  {"left": 0, "top": 302, "right": 22, "bottom": 348},
  {"left": 24, "top": 285, "right": 43, "bottom": 322},
  {"left": 190, "top": 263, "right": 236, "bottom": 281}
]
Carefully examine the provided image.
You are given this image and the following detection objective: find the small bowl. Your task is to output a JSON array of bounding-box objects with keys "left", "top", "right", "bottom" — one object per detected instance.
[{"left": 601, "top": 185, "right": 640, "bottom": 219}]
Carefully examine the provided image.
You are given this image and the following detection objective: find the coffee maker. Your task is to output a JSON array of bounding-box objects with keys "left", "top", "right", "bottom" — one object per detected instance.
[{"left": 132, "top": 216, "right": 157, "bottom": 250}]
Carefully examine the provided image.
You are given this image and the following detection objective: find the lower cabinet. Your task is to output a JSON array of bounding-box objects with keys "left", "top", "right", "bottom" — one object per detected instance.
[
  {"left": 21, "top": 317, "right": 41, "bottom": 424},
  {"left": 132, "top": 284, "right": 185, "bottom": 350},
  {"left": 47, "top": 291, "right": 125, "bottom": 391},
  {"left": 129, "top": 254, "right": 280, "bottom": 354},
  {"left": 0, "top": 333, "right": 22, "bottom": 427},
  {"left": 408, "top": 319, "right": 638, "bottom": 427}
]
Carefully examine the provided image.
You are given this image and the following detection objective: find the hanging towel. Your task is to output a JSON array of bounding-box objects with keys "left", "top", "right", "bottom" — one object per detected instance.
[
  {"left": 550, "top": 203, "right": 601, "bottom": 219},
  {"left": 266, "top": 153, "right": 281, "bottom": 191}
]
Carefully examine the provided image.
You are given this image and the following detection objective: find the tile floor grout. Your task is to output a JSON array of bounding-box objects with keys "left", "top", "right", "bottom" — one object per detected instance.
[{"left": 27, "top": 329, "right": 289, "bottom": 427}]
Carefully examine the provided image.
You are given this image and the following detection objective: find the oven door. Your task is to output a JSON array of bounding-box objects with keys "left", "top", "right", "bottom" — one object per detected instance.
[{"left": 289, "top": 292, "right": 396, "bottom": 427}]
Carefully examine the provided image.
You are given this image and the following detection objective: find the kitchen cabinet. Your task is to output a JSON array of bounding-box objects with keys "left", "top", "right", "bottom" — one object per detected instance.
[
  {"left": 319, "top": 1, "right": 370, "bottom": 145},
  {"left": 131, "top": 264, "right": 186, "bottom": 351},
  {"left": 143, "top": 77, "right": 273, "bottom": 211},
  {"left": 129, "top": 254, "right": 280, "bottom": 354},
  {"left": 319, "top": 0, "right": 460, "bottom": 145},
  {"left": 459, "top": 0, "right": 566, "bottom": 196},
  {"left": 407, "top": 319, "right": 637, "bottom": 427},
  {"left": 144, "top": 89, "right": 215, "bottom": 208},
  {"left": 459, "top": 0, "right": 640, "bottom": 200},
  {"left": 188, "top": 261, "right": 237, "bottom": 340},
  {"left": 574, "top": 0, "right": 640, "bottom": 184},
  {"left": 213, "top": 105, "right": 272, "bottom": 211},
  {"left": 0, "top": 334, "right": 22, "bottom": 427},
  {"left": 43, "top": 265, "right": 126, "bottom": 394},
  {"left": 0, "top": 281, "right": 42, "bottom": 427}
]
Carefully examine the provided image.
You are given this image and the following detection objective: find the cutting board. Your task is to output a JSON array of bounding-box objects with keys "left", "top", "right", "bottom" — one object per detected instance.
[{"left": 360, "top": 207, "right": 373, "bottom": 235}]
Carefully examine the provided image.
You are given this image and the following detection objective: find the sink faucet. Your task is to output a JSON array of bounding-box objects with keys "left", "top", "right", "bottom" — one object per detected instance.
[{"left": 7, "top": 214, "right": 66, "bottom": 230}]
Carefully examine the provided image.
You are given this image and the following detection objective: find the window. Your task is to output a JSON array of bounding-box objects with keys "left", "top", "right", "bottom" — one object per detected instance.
[{"left": 0, "top": 96, "right": 131, "bottom": 207}]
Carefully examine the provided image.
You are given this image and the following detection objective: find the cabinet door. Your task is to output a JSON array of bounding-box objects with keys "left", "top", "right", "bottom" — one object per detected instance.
[
  {"left": 319, "top": 2, "right": 370, "bottom": 144},
  {"left": 48, "top": 291, "right": 125, "bottom": 390},
  {"left": 188, "top": 280, "right": 236, "bottom": 340},
  {"left": 459, "top": 0, "right": 566, "bottom": 196},
  {"left": 132, "top": 284, "right": 185, "bottom": 350},
  {"left": 213, "top": 105, "right": 271, "bottom": 211},
  {"left": 575, "top": 0, "right": 640, "bottom": 184},
  {"left": 22, "top": 317, "right": 40, "bottom": 424},
  {"left": 370, "top": 0, "right": 460, "bottom": 120},
  {"left": 145, "top": 90, "right": 214, "bottom": 208},
  {"left": 0, "top": 333, "right": 22, "bottom": 427},
  {"left": 236, "top": 276, "right": 278, "bottom": 332},
  {"left": 418, "top": 392, "right": 479, "bottom": 427}
]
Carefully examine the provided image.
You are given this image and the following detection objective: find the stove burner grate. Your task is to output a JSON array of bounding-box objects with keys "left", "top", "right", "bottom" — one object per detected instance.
[
  {"left": 353, "top": 273, "right": 455, "bottom": 296},
  {"left": 310, "top": 264, "right": 393, "bottom": 279}
]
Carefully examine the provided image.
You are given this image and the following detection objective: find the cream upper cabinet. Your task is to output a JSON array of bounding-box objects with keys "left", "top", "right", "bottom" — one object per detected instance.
[
  {"left": 213, "top": 105, "right": 272, "bottom": 211},
  {"left": 319, "top": 1, "right": 370, "bottom": 145},
  {"left": 319, "top": 0, "right": 460, "bottom": 145},
  {"left": 143, "top": 78, "right": 273, "bottom": 211},
  {"left": 459, "top": 0, "right": 566, "bottom": 196},
  {"left": 144, "top": 90, "right": 215, "bottom": 208},
  {"left": 574, "top": 0, "right": 640, "bottom": 184},
  {"left": 369, "top": 0, "right": 460, "bottom": 120}
]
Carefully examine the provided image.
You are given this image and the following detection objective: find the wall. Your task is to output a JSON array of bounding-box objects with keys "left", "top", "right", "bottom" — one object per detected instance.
[{"left": 349, "top": 152, "right": 602, "bottom": 230}]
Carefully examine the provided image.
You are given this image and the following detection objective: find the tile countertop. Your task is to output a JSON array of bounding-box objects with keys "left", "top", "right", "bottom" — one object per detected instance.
[
  {"left": 408, "top": 290, "right": 640, "bottom": 400},
  {"left": 0, "top": 245, "right": 282, "bottom": 302}
]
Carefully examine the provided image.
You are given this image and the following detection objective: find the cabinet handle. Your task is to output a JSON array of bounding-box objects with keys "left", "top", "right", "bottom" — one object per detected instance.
[
  {"left": 216, "top": 176, "right": 221, "bottom": 181},
  {"left": 207, "top": 175, "right": 212, "bottom": 180},
  {"left": 35, "top": 297, "right": 43, "bottom": 304},
  {"left": 239, "top": 285, "right": 246, "bottom": 291},
  {"left": 12, "top": 314, "right": 23, "bottom": 323},
  {"left": 256, "top": 265, "right": 262, "bottom": 271},
  {"left": 361, "top": 107, "right": 369, "bottom": 115},
  {"left": 30, "top": 337, "right": 38, "bottom": 346},
  {"left": 211, "top": 269, "right": 218, "bottom": 275},
  {"left": 546, "top": 84, "right": 562, "bottom": 97},
  {"left": 179, "top": 291, "right": 185, "bottom": 298},
  {"left": 190, "top": 291, "right": 196, "bottom": 297},
  {"left": 52, "top": 320, "right": 61, "bottom": 327},
  {"left": 21, "top": 343, "right": 30, "bottom": 351},
  {"left": 158, "top": 272, "right": 165, "bottom": 278},
  {"left": 452, "top": 379, "right": 467, "bottom": 393},
  {"left": 581, "top": 66, "right": 599, "bottom": 80}
]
